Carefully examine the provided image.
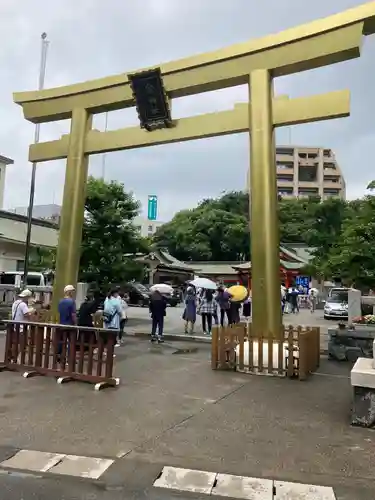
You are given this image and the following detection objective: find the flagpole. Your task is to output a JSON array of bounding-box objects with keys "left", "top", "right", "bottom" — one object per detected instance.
[{"left": 22, "top": 33, "right": 49, "bottom": 286}]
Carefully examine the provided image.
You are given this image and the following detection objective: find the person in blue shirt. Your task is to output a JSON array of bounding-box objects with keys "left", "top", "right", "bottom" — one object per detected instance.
[
  {"left": 57, "top": 284, "right": 77, "bottom": 365},
  {"left": 103, "top": 289, "right": 122, "bottom": 347},
  {"left": 58, "top": 285, "right": 77, "bottom": 325}
]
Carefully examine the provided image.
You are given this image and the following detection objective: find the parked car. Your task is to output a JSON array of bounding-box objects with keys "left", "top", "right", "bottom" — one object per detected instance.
[
  {"left": 123, "top": 283, "right": 151, "bottom": 307},
  {"left": 144, "top": 284, "right": 181, "bottom": 307},
  {"left": 324, "top": 288, "right": 349, "bottom": 319},
  {"left": 165, "top": 287, "right": 181, "bottom": 307}
]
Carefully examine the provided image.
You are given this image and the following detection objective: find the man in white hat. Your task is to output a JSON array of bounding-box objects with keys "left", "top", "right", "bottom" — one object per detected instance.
[
  {"left": 58, "top": 285, "right": 77, "bottom": 326},
  {"left": 11, "top": 289, "right": 35, "bottom": 322}
]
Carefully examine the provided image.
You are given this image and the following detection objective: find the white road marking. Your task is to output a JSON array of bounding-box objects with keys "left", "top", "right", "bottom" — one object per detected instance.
[
  {"left": 1, "top": 450, "right": 65, "bottom": 473},
  {"left": 213, "top": 473, "right": 273, "bottom": 499},
  {"left": 153, "top": 466, "right": 216, "bottom": 494},
  {"left": 153, "top": 466, "right": 337, "bottom": 499},
  {"left": 50, "top": 454, "right": 114, "bottom": 479},
  {"left": 274, "top": 480, "right": 336, "bottom": 499},
  {"left": 0, "top": 450, "right": 114, "bottom": 479}
]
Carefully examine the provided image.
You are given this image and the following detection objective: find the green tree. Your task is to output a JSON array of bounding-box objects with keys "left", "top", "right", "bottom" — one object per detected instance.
[
  {"left": 154, "top": 201, "right": 249, "bottom": 261},
  {"left": 304, "top": 197, "right": 349, "bottom": 275},
  {"left": 278, "top": 196, "right": 320, "bottom": 243},
  {"left": 29, "top": 247, "right": 56, "bottom": 272},
  {"left": 79, "top": 177, "right": 149, "bottom": 286},
  {"left": 322, "top": 191, "right": 375, "bottom": 289}
]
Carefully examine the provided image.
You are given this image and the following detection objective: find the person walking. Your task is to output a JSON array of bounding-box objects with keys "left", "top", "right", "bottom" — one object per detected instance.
[
  {"left": 103, "top": 288, "right": 122, "bottom": 347},
  {"left": 183, "top": 286, "right": 197, "bottom": 334},
  {"left": 289, "top": 286, "right": 300, "bottom": 314},
  {"left": 149, "top": 290, "right": 167, "bottom": 343},
  {"left": 198, "top": 289, "right": 216, "bottom": 335},
  {"left": 309, "top": 289, "right": 317, "bottom": 313},
  {"left": 243, "top": 296, "right": 251, "bottom": 320},
  {"left": 77, "top": 293, "right": 97, "bottom": 351},
  {"left": 216, "top": 286, "right": 232, "bottom": 326},
  {"left": 118, "top": 291, "right": 128, "bottom": 345}
]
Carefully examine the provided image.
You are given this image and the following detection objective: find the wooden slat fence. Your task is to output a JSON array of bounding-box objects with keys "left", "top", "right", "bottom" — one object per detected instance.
[
  {"left": 211, "top": 324, "right": 320, "bottom": 380},
  {"left": 0, "top": 320, "right": 120, "bottom": 390}
]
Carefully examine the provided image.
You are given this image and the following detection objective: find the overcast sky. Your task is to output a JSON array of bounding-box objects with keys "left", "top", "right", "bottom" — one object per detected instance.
[{"left": 1, "top": 0, "right": 374, "bottom": 221}]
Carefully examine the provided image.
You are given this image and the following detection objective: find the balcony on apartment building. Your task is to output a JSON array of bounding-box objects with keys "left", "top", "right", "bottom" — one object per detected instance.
[
  {"left": 276, "top": 162, "right": 294, "bottom": 175},
  {"left": 323, "top": 179, "right": 343, "bottom": 190},
  {"left": 276, "top": 154, "right": 295, "bottom": 163},
  {"left": 298, "top": 164, "right": 318, "bottom": 183},
  {"left": 323, "top": 164, "right": 340, "bottom": 176},
  {"left": 323, "top": 188, "right": 342, "bottom": 200},
  {"left": 278, "top": 187, "right": 294, "bottom": 199},
  {"left": 276, "top": 147, "right": 294, "bottom": 157},
  {"left": 323, "top": 149, "right": 335, "bottom": 161},
  {"left": 298, "top": 187, "right": 320, "bottom": 199}
]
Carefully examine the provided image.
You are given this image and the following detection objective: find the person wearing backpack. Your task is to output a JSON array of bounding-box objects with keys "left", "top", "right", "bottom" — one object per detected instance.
[{"left": 103, "top": 289, "right": 122, "bottom": 347}]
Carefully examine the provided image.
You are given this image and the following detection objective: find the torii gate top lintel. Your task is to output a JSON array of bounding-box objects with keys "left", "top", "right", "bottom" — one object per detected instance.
[{"left": 13, "top": 1, "right": 375, "bottom": 125}]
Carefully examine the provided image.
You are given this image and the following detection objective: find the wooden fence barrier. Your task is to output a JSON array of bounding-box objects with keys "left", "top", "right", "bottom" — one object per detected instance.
[
  {"left": 0, "top": 320, "right": 120, "bottom": 390},
  {"left": 211, "top": 323, "right": 320, "bottom": 380}
]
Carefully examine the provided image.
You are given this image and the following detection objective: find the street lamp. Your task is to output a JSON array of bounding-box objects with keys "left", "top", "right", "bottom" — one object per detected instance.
[{"left": 22, "top": 33, "right": 49, "bottom": 287}]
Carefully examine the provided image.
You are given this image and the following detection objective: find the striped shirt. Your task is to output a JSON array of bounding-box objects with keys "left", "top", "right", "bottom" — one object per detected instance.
[{"left": 199, "top": 297, "right": 217, "bottom": 315}]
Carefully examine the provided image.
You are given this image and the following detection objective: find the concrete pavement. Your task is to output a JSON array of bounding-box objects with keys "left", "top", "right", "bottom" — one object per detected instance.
[{"left": 0, "top": 334, "right": 373, "bottom": 498}]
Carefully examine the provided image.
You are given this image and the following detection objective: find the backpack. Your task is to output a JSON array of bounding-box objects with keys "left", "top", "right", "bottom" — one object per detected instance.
[{"left": 103, "top": 300, "right": 117, "bottom": 323}]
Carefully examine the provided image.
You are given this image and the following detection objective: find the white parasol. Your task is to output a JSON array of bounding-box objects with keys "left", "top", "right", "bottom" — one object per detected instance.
[
  {"left": 150, "top": 283, "right": 173, "bottom": 294},
  {"left": 189, "top": 277, "right": 217, "bottom": 290}
]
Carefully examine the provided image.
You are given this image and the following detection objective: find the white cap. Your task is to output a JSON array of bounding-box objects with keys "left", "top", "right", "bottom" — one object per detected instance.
[
  {"left": 64, "top": 285, "right": 75, "bottom": 293},
  {"left": 18, "top": 289, "right": 32, "bottom": 298}
]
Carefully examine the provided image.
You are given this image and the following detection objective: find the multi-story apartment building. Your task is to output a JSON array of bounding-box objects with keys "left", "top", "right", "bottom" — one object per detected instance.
[{"left": 276, "top": 146, "right": 346, "bottom": 200}]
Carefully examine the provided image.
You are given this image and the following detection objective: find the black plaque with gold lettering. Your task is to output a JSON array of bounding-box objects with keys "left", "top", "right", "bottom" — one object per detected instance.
[{"left": 129, "top": 68, "right": 172, "bottom": 131}]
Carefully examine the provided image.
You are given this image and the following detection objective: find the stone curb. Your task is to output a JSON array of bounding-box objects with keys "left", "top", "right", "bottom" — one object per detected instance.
[{"left": 124, "top": 331, "right": 329, "bottom": 355}]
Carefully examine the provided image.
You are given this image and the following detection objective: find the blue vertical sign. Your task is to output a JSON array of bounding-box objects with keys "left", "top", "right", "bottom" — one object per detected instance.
[{"left": 147, "top": 195, "right": 158, "bottom": 221}]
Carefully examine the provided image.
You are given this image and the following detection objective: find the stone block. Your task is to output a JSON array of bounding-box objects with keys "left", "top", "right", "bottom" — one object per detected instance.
[
  {"left": 348, "top": 288, "right": 361, "bottom": 323},
  {"left": 213, "top": 473, "right": 273, "bottom": 499},
  {"left": 351, "top": 357, "right": 375, "bottom": 389},
  {"left": 274, "top": 480, "right": 336, "bottom": 499},
  {"left": 0, "top": 450, "right": 65, "bottom": 473},
  {"left": 50, "top": 454, "right": 114, "bottom": 479},
  {"left": 153, "top": 466, "right": 216, "bottom": 494},
  {"left": 351, "top": 385, "right": 375, "bottom": 428}
]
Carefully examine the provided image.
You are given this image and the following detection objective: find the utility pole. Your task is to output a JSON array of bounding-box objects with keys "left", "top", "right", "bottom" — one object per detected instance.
[{"left": 22, "top": 33, "right": 49, "bottom": 287}]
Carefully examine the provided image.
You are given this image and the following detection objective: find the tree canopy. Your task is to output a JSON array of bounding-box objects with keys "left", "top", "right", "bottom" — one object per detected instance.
[
  {"left": 154, "top": 192, "right": 250, "bottom": 261},
  {"left": 153, "top": 189, "right": 375, "bottom": 289},
  {"left": 321, "top": 190, "right": 375, "bottom": 288},
  {"left": 79, "top": 177, "right": 148, "bottom": 286}
]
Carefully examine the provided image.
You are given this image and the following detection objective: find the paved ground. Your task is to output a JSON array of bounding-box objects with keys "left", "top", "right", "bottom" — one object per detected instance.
[
  {"left": 0, "top": 333, "right": 373, "bottom": 498},
  {"left": 126, "top": 305, "right": 335, "bottom": 351}
]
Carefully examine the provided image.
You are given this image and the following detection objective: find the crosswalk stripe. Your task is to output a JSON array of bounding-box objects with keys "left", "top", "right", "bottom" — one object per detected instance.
[
  {"left": 153, "top": 466, "right": 337, "bottom": 499},
  {"left": 0, "top": 449, "right": 114, "bottom": 479}
]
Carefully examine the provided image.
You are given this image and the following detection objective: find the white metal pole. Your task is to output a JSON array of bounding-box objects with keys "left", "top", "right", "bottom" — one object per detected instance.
[{"left": 22, "top": 33, "right": 49, "bottom": 286}]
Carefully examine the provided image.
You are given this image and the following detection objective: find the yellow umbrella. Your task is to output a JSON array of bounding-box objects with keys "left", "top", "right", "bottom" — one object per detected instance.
[{"left": 227, "top": 285, "right": 248, "bottom": 303}]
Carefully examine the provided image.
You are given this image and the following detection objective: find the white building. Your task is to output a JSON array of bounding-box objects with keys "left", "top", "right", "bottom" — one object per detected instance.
[
  {"left": 133, "top": 216, "right": 164, "bottom": 238},
  {"left": 0, "top": 155, "right": 14, "bottom": 209},
  {"left": 0, "top": 210, "right": 58, "bottom": 271},
  {"left": 11, "top": 203, "right": 61, "bottom": 222}
]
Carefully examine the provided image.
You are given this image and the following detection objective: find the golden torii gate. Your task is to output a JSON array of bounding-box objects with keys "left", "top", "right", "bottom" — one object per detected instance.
[{"left": 13, "top": 2, "right": 375, "bottom": 337}]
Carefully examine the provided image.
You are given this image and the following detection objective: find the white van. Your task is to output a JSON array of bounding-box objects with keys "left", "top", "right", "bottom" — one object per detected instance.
[{"left": 0, "top": 271, "right": 46, "bottom": 288}]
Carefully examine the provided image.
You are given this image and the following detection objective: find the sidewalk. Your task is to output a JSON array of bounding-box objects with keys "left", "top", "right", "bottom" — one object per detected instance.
[{"left": 0, "top": 335, "right": 372, "bottom": 497}]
